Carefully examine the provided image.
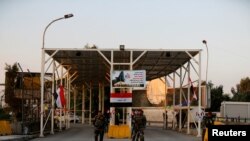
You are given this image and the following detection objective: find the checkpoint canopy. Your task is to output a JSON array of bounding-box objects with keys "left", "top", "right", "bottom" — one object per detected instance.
[
  {"left": 40, "top": 47, "right": 204, "bottom": 137},
  {"left": 44, "top": 48, "right": 200, "bottom": 86}
]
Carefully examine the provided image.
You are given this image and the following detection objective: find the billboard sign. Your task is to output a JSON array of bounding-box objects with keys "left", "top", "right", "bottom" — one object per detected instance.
[{"left": 111, "top": 70, "right": 146, "bottom": 88}]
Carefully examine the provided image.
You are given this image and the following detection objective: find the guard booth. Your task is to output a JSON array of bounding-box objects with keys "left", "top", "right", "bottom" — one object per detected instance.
[{"left": 39, "top": 47, "right": 205, "bottom": 138}]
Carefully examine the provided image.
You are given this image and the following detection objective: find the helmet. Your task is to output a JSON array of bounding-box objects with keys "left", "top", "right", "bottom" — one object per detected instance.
[{"left": 134, "top": 110, "right": 139, "bottom": 115}]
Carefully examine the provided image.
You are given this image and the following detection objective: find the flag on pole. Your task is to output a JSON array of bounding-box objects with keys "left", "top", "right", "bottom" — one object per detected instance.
[
  {"left": 189, "top": 77, "right": 197, "bottom": 101},
  {"left": 55, "top": 85, "right": 66, "bottom": 108}
]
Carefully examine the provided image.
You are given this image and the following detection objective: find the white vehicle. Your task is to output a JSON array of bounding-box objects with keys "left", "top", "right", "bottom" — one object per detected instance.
[
  {"left": 54, "top": 113, "right": 80, "bottom": 129},
  {"left": 69, "top": 114, "right": 80, "bottom": 123},
  {"left": 220, "top": 101, "right": 250, "bottom": 122}
]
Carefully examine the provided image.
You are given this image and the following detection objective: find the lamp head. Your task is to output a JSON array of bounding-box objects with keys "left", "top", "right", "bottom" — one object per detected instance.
[
  {"left": 120, "top": 45, "right": 125, "bottom": 51},
  {"left": 64, "top": 14, "right": 74, "bottom": 19},
  {"left": 202, "top": 40, "right": 207, "bottom": 45}
]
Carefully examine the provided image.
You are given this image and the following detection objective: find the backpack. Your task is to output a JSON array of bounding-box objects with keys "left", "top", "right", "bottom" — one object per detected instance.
[{"left": 94, "top": 115, "right": 105, "bottom": 128}]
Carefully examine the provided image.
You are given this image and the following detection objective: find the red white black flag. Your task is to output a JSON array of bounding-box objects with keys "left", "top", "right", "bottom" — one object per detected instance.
[
  {"left": 189, "top": 77, "right": 197, "bottom": 101},
  {"left": 55, "top": 85, "right": 66, "bottom": 108}
]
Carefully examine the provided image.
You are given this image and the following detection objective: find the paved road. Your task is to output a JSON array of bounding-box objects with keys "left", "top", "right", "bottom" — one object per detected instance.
[{"left": 30, "top": 124, "right": 201, "bottom": 141}]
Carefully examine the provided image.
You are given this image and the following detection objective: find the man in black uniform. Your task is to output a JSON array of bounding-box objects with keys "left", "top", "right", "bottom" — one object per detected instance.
[
  {"left": 93, "top": 111, "right": 105, "bottom": 141},
  {"left": 132, "top": 109, "right": 147, "bottom": 141}
]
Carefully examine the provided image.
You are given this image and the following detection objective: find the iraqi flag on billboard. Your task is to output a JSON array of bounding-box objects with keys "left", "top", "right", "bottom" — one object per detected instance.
[
  {"left": 110, "top": 92, "right": 132, "bottom": 103},
  {"left": 54, "top": 85, "right": 66, "bottom": 108}
]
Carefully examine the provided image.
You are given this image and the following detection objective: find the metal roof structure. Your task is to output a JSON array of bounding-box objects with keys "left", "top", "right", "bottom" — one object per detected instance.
[
  {"left": 40, "top": 47, "right": 204, "bottom": 137},
  {"left": 45, "top": 48, "right": 200, "bottom": 87}
]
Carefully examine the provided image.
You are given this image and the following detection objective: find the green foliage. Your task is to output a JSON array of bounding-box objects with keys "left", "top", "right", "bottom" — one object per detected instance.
[
  {"left": 4, "top": 63, "right": 19, "bottom": 73},
  {"left": 210, "top": 85, "right": 231, "bottom": 112},
  {"left": 208, "top": 77, "right": 250, "bottom": 112},
  {"left": 0, "top": 108, "right": 10, "bottom": 120},
  {"left": 238, "top": 77, "right": 250, "bottom": 93},
  {"left": 4, "top": 62, "right": 21, "bottom": 113},
  {"left": 231, "top": 92, "right": 250, "bottom": 102},
  {"left": 231, "top": 77, "right": 250, "bottom": 102}
]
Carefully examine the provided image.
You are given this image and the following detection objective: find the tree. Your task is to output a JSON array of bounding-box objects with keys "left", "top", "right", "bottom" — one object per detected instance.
[
  {"left": 0, "top": 108, "right": 10, "bottom": 120},
  {"left": 4, "top": 62, "right": 21, "bottom": 114},
  {"left": 231, "top": 77, "right": 250, "bottom": 102},
  {"left": 84, "top": 43, "right": 98, "bottom": 49},
  {"left": 210, "top": 84, "right": 231, "bottom": 111},
  {"left": 238, "top": 77, "right": 250, "bottom": 93}
]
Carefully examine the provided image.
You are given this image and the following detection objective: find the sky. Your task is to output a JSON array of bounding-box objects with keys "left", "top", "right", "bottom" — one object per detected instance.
[{"left": 0, "top": 0, "right": 249, "bottom": 95}]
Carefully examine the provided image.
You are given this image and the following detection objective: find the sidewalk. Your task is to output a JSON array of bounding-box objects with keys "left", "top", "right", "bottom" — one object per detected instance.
[{"left": 0, "top": 135, "right": 36, "bottom": 141}]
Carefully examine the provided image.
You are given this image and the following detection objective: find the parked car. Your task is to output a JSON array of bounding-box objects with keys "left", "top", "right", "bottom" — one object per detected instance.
[
  {"left": 69, "top": 114, "right": 80, "bottom": 123},
  {"left": 54, "top": 113, "right": 80, "bottom": 129}
]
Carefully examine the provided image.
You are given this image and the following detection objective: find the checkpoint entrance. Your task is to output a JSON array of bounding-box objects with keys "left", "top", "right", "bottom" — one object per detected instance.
[{"left": 40, "top": 47, "right": 205, "bottom": 138}]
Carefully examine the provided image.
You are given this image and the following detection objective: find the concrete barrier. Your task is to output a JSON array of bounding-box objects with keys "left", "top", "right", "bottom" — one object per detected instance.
[
  {"left": 0, "top": 120, "right": 12, "bottom": 135},
  {"left": 107, "top": 124, "right": 131, "bottom": 138}
]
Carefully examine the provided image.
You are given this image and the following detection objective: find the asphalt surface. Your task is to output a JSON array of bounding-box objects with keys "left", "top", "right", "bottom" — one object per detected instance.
[{"left": 27, "top": 124, "right": 201, "bottom": 141}]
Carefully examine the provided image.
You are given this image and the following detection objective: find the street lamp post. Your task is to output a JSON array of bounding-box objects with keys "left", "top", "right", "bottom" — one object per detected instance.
[
  {"left": 202, "top": 40, "right": 208, "bottom": 85},
  {"left": 202, "top": 40, "right": 211, "bottom": 109},
  {"left": 42, "top": 14, "right": 74, "bottom": 49},
  {"left": 202, "top": 40, "right": 209, "bottom": 137},
  {"left": 40, "top": 14, "right": 73, "bottom": 137}
]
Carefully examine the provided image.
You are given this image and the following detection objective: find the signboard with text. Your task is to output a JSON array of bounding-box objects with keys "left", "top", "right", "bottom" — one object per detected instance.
[{"left": 111, "top": 70, "right": 146, "bottom": 88}]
